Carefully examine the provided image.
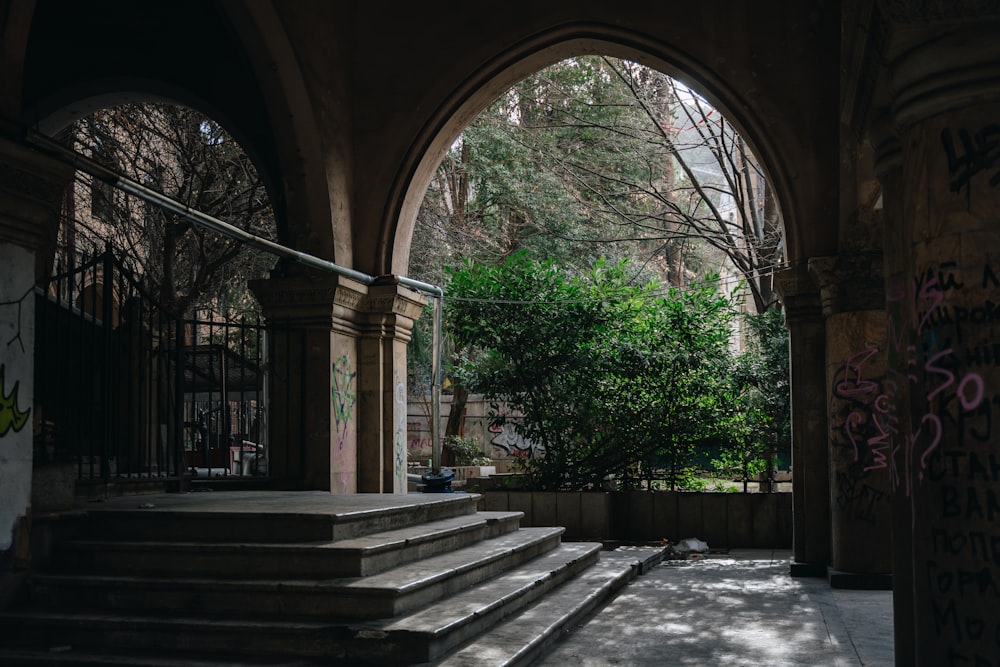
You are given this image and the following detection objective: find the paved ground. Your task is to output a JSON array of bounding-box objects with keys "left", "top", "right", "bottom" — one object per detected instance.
[{"left": 537, "top": 549, "right": 894, "bottom": 667}]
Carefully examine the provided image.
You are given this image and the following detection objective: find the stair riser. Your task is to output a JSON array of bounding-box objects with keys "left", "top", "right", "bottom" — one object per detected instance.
[
  {"left": 415, "top": 548, "right": 603, "bottom": 663},
  {"left": 53, "top": 515, "right": 524, "bottom": 580},
  {"left": 358, "top": 515, "right": 522, "bottom": 576},
  {"left": 29, "top": 533, "right": 565, "bottom": 620},
  {"left": 2, "top": 548, "right": 602, "bottom": 665},
  {"left": 384, "top": 531, "right": 566, "bottom": 617},
  {"left": 484, "top": 568, "right": 635, "bottom": 667},
  {"left": 0, "top": 620, "right": 351, "bottom": 661},
  {"left": 81, "top": 497, "right": 479, "bottom": 543}
]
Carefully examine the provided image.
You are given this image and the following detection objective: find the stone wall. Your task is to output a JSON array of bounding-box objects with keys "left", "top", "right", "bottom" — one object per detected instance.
[{"left": 407, "top": 394, "right": 542, "bottom": 463}]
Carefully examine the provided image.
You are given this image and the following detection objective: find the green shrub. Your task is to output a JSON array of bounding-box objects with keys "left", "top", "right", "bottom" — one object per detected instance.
[{"left": 446, "top": 435, "right": 492, "bottom": 466}]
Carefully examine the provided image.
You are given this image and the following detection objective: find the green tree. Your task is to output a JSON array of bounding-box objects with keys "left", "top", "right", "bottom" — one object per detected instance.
[
  {"left": 446, "top": 251, "right": 736, "bottom": 490},
  {"left": 413, "top": 57, "right": 783, "bottom": 309},
  {"left": 60, "top": 103, "right": 276, "bottom": 318},
  {"left": 713, "top": 308, "right": 790, "bottom": 491}
]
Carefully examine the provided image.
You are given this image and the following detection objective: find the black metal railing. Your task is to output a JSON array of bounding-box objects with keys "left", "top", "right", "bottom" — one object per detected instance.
[
  {"left": 181, "top": 316, "right": 268, "bottom": 479},
  {"left": 35, "top": 246, "right": 268, "bottom": 491}
]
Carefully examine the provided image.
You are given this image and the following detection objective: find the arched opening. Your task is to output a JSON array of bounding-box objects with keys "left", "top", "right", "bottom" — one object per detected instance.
[
  {"left": 33, "top": 99, "right": 278, "bottom": 489},
  {"left": 400, "top": 48, "right": 791, "bottom": 499},
  {"left": 386, "top": 32, "right": 802, "bottom": 280}
]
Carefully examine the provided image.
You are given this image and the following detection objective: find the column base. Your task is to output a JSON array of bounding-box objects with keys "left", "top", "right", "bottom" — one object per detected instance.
[
  {"left": 790, "top": 561, "right": 828, "bottom": 578},
  {"left": 828, "top": 567, "right": 892, "bottom": 590}
]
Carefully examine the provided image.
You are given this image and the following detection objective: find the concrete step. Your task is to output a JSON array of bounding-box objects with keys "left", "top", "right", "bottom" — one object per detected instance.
[
  {"left": 0, "top": 647, "right": 311, "bottom": 666},
  {"left": 26, "top": 527, "right": 567, "bottom": 620},
  {"left": 79, "top": 491, "right": 480, "bottom": 543},
  {"left": 54, "top": 511, "right": 525, "bottom": 578},
  {"left": 0, "top": 542, "right": 604, "bottom": 665},
  {"left": 433, "top": 546, "right": 667, "bottom": 667}
]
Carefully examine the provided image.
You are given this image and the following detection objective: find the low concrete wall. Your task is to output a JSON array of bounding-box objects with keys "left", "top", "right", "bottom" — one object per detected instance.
[{"left": 480, "top": 490, "right": 792, "bottom": 549}]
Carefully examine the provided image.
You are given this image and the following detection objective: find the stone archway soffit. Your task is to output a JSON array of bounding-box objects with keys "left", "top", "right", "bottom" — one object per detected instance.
[{"left": 218, "top": 0, "right": 342, "bottom": 264}]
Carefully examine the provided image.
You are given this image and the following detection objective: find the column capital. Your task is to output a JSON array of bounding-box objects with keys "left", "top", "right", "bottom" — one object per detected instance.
[
  {"left": 775, "top": 264, "right": 822, "bottom": 321},
  {"left": 0, "top": 134, "right": 74, "bottom": 254},
  {"left": 249, "top": 272, "right": 369, "bottom": 333},
  {"left": 808, "top": 252, "right": 885, "bottom": 315},
  {"left": 887, "top": 17, "right": 1000, "bottom": 129},
  {"left": 360, "top": 280, "right": 428, "bottom": 343},
  {"left": 366, "top": 279, "right": 428, "bottom": 320}
]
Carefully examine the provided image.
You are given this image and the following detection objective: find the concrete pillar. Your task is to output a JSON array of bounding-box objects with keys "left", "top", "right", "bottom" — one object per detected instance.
[
  {"left": 775, "top": 266, "right": 830, "bottom": 577},
  {"left": 886, "top": 18, "right": 1000, "bottom": 666},
  {"left": 251, "top": 274, "right": 426, "bottom": 494},
  {"left": 810, "top": 252, "right": 893, "bottom": 586},
  {"left": 250, "top": 274, "right": 368, "bottom": 492},
  {"left": 0, "top": 133, "right": 74, "bottom": 605},
  {"left": 871, "top": 112, "right": 916, "bottom": 667},
  {"left": 357, "top": 279, "right": 426, "bottom": 493}
]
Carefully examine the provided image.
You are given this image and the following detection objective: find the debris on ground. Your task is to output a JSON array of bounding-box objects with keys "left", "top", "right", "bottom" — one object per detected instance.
[{"left": 662, "top": 537, "right": 709, "bottom": 559}]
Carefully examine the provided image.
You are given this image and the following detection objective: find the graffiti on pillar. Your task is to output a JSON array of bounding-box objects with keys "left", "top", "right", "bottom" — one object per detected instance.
[
  {"left": 914, "top": 146, "right": 1000, "bottom": 659},
  {"left": 394, "top": 380, "right": 407, "bottom": 482},
  {"left": 331, "top": 355, "right": 356, "bottom": 451},
  {"left": 0, "top": 364, "right": 30, "bottom": 438},
  {"left": 833, "top": 471, "right": 885, "bottom": 525},
  {"left": 830, "top": 346, "right": 893, "bottom": 523},
  {"left": 884, "top": 264, "right": 989, "bottom": 498},
  {"left": 831, "top": 347, "right": 891, "bottom": 473},
  {"left": 488, "top": 421, "right": 542, "bottom": 458},
  {"left": 940, "top": 125, "right": 1000, "bottom": 195}
]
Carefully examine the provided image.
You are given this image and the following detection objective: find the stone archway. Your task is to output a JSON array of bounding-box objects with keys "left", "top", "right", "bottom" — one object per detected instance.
[
  {"left": 380, "top": 23, "right": 839, "bottom": 579},
  {"left": 384, "top": 28, "right": 818, "bottom": 280}
]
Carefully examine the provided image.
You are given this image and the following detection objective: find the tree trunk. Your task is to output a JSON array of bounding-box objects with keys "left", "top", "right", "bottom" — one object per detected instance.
[{"left": 444, "top": 383, "right": 468, "bottom": 437}]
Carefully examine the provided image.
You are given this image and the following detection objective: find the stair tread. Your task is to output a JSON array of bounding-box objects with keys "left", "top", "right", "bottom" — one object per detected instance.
[
  {"left": 5, "top": 496, "right": 665, "bottom": 665},
  {"left": 4, "top": 542, "right": 603, "bottom": 640},
  {"left": 63, "top": 511, "right": 523, "bottom": 555},
  {"left": 435, "top": 547, "right": 666, "bottom": 666},
  {"left": 33, "top": 527, "right": 565, "bottom": 596},
  {"left": 375, "top": 541, "right": 603, "bottom": 634},
  {"left": 0, "top": 646, "right": 313, "bottom": 666}
]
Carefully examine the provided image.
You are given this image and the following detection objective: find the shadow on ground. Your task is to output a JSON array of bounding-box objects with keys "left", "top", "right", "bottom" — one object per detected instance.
[{"left": 537, "top": 549, "right": 893, "bottom": 667}]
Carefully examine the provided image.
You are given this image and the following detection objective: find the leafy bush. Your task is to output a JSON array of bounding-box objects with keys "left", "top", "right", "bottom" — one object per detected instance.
[
  {"left": 447, "top": 252, "right": 740, "bottom": 491},
  {"left": 445, "top": 435, "right": 492, "bottom": 466}
]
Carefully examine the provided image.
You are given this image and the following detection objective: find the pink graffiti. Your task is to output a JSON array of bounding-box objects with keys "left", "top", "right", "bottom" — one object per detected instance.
[
  {"left": 957, "top": 373, "right": 985, "bottom": 410},
  {"left": 914, "top": 414, "right": 943, "bottom": 483},
  {"left": 835, "top": 347, "right": 880, "bottom": 397},
  {"left": 915, "top": 275, "right": 944, "bottom": 336},
  {"left": 865, "top": 394, "right": 893, "bottom": 472},
  {"left": 844, "top": 411, "right": 866, "bottom": 463},
  {"left": 886, "top": 264, "right": 992, "bottom": 497}
]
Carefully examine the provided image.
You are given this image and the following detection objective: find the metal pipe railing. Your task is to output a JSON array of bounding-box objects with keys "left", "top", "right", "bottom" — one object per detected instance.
[{"left": 23, "top": 127, "right": 449, "bottom": 481}]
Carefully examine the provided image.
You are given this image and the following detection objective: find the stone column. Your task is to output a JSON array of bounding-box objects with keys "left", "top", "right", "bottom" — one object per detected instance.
[
  {"left": 810, "top": 252, "right": 893, "bottom": 587},
  {"left": 886, "top": 16, "right": 1000, "bottom": 665},
  {"left": 251, "top": 274, "right": 368, "bottom": 492},
  {"left": 775, "top": 265, "right": 830, "bottom": 577},
  {"left": 871, "top": 112, "right": 916, "bottom": 666},
  {"left": 0, "top": 133, "right": 74, "bottom": 604},
  {"left": 357, "top": 279, "right": 426, "bottom": 493}
]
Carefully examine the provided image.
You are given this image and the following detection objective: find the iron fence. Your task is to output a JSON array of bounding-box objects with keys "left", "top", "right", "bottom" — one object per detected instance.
[{"left": 35, "top": 246, "right": 268, "bottom": 492}]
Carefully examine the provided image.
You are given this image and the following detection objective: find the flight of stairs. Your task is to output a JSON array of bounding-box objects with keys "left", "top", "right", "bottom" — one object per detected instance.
[{"left": 0, "top": 491, "right": 664, "bottom": 666}]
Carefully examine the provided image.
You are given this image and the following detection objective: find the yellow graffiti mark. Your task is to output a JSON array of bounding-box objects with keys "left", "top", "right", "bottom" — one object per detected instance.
[{"left": 0, "top": 364, "right": 30, "bottom": 437}]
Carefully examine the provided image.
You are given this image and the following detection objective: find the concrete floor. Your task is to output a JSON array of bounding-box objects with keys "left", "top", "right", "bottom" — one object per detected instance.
[{"left": 536, "top": 549, "right": 894, "bottom": 667}]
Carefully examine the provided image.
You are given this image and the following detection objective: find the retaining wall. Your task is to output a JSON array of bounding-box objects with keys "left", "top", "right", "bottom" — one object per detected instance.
[{"left": 479, "top": 490, "right": 792, "bottom": 548}]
